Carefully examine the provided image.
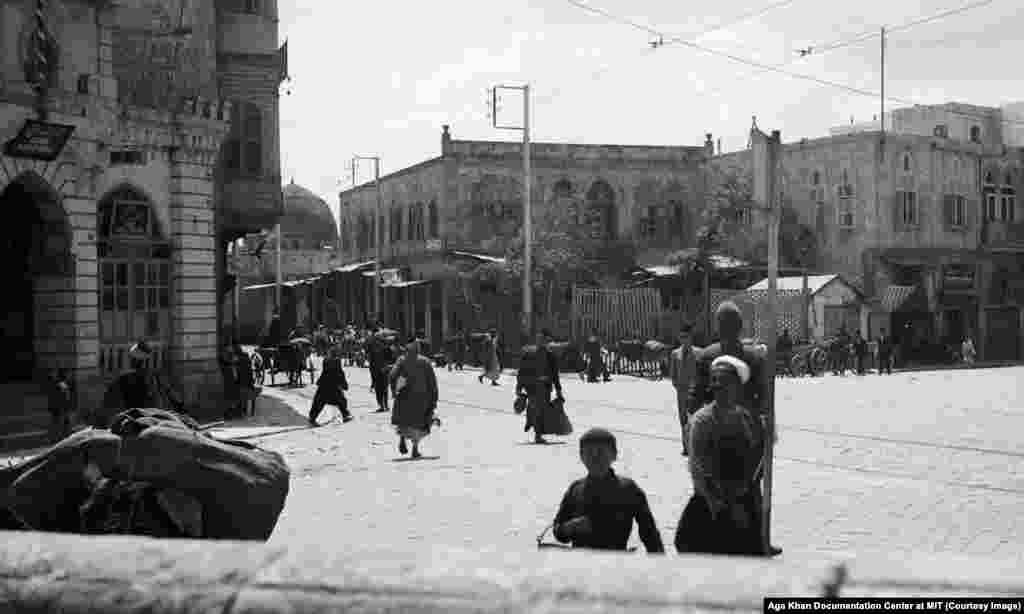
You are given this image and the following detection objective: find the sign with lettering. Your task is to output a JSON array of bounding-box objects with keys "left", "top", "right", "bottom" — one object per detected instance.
[{"left": 3, "top": 120, "right": 75, "bottom": 161}]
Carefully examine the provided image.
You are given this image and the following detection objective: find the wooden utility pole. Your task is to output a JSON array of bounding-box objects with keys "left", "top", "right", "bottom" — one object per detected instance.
[
  {"left": 763, "top": 130, "right": 780, "bottom": 550},
  {"left": 751, "top": 126, "right": 781, "bottom": 551}
]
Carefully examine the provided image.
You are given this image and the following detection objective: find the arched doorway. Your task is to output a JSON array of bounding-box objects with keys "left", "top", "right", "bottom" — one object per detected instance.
[
  {"left": 97, "top": 185, "right": 173, "bottom": 374},
  {"left": 0, "top": 172, "right": 72, "bottom": 382}
]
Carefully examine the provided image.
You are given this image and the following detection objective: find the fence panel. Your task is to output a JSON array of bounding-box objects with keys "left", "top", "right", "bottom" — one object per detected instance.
[{"left": 571, "top": 287, "right": 663, "bottom": 343}]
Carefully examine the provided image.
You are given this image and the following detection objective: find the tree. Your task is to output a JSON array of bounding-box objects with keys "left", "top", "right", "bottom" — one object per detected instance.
[{"left": 683, "top": 166, "right": 819, "bottom": 270}]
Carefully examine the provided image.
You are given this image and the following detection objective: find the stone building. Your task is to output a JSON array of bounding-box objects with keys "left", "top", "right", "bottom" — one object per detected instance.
[
  {"left": 334, "top": 126, "right": 714, "bottom": 348},
  {"left": 710, "top": 103, "right": 1024, "bottom": 362},
  {"left": 0, "top": 0, "right": 284, "bottom": 444},
  {"left": 234, "top": 179, "right": 339, "bottom": 285}
]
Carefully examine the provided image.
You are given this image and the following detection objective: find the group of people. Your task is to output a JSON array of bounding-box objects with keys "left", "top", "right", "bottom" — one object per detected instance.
[{"left": 551, "top": 302, "right": 781, "bottom": 556}]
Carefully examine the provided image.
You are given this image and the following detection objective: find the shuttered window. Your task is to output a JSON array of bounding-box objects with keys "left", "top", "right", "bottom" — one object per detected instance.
[{"left": 943, "top": 194, "right": 967, "bottom": 229}]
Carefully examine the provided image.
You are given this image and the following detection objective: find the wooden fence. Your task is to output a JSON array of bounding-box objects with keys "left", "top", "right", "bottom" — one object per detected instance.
[{"left": 571, "top": 286, "right": 663, "bottom": 343}]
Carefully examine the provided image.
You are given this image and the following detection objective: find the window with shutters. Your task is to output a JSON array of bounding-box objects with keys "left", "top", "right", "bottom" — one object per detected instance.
[
  {"left": 944, "top": 194, "right": 967, "bottom": 229},
  {"left": 897, "top": 191, "right": 919, "bottom": 227},
  {"left": 984, "top": 172, "right": 998, "bottom": 221},
  {"left": 97, "top": 186, "right": 172, "bottom": 344},
  {"left": 427, "top": 200, "right": 439, "bottom": 238},
  {"left": 810, "top": 170, "right": 824, "bottom": 203},
  {"left": 640, "top": 205, "right": 657, "bottom": 239},
  {"left": 224, "top": 102, "right": 263, "bottom": 177},
  {"left": 1000, "top": 173, "right": 1016, "bottom": 222}
]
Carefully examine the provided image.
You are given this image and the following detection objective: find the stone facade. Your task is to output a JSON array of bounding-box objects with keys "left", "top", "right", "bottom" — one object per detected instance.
[
  {"left": 0, "top": 0, "right": 280, "bottom": 421},
  {"left": 334, "top": 126, "right": 715, "bottom": 343},
  {"left": 339, "top": 127, "right": 713, "bottom": 266},
  {"left": 707, "top": 105, "right": 1024, "bottom": 361}
]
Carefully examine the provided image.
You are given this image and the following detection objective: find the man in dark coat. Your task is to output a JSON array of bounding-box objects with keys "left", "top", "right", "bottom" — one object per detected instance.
[
  {"left": 308, "top": 347, "right": 353, "bottom": 426},
  {"left": 263, "top": 311, "right": 283, "bottom": 348},
  {"left": 583, "top": 327, "right": 611, "bottom": 383},
  {"left": 687, "top": 301, "right": 781, "bottom": 557},
  {"left": 876, "top": 328, "right": 893, "bottom": 375},
  {"left": 365, "top": 325, "right": 394, "bottom": 412},
  {"left": 517, "top": 328, "right": 564, "bottom": 444}
]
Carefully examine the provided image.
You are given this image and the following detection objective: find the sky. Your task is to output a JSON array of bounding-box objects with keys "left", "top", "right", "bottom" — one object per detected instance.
[{"left": 277, "top": 0, "right": 1024, "bottom": 223}]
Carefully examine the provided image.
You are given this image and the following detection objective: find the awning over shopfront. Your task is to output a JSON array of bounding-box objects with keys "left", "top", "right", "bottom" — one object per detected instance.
[
  {"left": 335, "top": 260, "right": 376, "bottom": 273},
  {"left": 362, "top": 268, "right": 401, "bottom": 278},
  {"left": 880, "top": 284, "right": 919, "bottom": 312},
  {"left": 449, "top": 250, "right": 506, "bottom": 264},
  {"left": 383, "top": 279, "right": 432, "bottom": 289}
]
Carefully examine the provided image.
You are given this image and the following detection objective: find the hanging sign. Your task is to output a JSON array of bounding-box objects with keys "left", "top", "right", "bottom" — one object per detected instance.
[{"left": 3, "top": 119, "right": 75, "bottom": 161}]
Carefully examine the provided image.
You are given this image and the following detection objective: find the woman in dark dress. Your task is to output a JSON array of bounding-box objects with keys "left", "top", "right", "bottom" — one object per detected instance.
[{"left": 674, "top": 354, "right": 762, "bottom": 556}]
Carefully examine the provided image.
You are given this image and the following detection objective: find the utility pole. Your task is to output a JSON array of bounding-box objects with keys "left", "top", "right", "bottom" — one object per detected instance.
[
  {"left": 880, "top": 27, "right": 886, "bottom": 138},
  {"left": 752, "top": 126, "right": 781, "bottom": 552},
  {"left": 492, "top": 84, "right": 532, "bottom": 336},
  {"left": 275, "top": 222, "right": 282, "bottom": 311},
  {"left": 353, "top": 155, "right": 384, "bottom": 325}
]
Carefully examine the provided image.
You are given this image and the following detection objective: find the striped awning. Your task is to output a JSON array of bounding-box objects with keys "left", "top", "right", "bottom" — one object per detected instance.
[{"left": 880, "top": 285, "right": 918, "bottom": 312}]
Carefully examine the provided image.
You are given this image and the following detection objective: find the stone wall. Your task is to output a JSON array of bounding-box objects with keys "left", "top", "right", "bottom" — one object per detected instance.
[{"left": 0, "top": 532, "right": 1022, "bottom": 612}]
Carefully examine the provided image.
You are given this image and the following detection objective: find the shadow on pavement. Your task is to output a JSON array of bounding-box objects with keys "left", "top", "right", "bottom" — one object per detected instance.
[
  {"left": 225, "top": 394, "right": 308, "bottom": 428},
  {"left": 391, "top": 455, "right": 442, "bottom": 462}
]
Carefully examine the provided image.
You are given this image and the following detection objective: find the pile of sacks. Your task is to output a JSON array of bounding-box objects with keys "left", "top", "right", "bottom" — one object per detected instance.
[{"left": 0, "top": 408, "right": 290, "bottom": 540}]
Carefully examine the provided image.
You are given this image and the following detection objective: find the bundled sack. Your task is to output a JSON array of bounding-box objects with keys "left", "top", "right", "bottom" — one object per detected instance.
[{"left": 1, "top": 408, "right": 290, "bottom": 541}]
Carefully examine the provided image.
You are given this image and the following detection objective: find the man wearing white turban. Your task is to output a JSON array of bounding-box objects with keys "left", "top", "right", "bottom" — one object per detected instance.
[
  {"left": 675, "top": 352, "right": 762, "bottom": 555},
  {"left": 686, "top": 300, "right": 782, "bottom": 557}
]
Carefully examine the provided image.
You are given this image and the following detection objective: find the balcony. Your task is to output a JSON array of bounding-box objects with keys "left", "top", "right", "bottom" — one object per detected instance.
[{"left": 219, "top": 174, "right": 284, "bottom": 238}]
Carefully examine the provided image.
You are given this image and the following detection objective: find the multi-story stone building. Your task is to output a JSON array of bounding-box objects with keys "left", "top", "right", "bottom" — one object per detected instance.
[
  {"left": 711, "top": 103, "right": 1024, "bottom": 362},
  {"left": 0, "top": 0, "right": 283, "bottom": 444},
  {"left": 334, "top": 126, "right": 714, "bottom": 347}
]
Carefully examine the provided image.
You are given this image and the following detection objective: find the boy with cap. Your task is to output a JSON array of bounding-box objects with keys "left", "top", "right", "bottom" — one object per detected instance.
[{"left": 551, "top": 427, "right": 665, "bottom": 553}]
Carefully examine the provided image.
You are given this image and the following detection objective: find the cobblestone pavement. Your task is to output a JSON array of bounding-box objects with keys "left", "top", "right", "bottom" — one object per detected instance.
[{"left": 210, "top": 363, "right": 1024, "bottom": 561}]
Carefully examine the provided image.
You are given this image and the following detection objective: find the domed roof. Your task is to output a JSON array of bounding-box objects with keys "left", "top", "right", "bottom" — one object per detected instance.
[{"left": 281, "top": 179, "right": 337, "bottom": 248}]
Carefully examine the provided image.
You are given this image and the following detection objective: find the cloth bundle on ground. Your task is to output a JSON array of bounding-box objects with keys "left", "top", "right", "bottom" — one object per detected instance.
[{"left": 0, "top": 408, "right": 290, "bottom": 541}]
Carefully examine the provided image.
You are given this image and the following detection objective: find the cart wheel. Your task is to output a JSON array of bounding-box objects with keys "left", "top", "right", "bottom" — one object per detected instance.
[
  {"left": 790, "top": 354, "right": 807, "bottom": 377},
  {"left": 810, "top": 348, "right": 828, "bottom": 374}
]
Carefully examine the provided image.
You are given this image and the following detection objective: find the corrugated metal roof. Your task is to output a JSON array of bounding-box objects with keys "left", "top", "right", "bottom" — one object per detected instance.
[
  {"left": 880, "top": 285, "right": 919, "bottom": 312},
  {"left": 334, "top": 260, "right": 376, "bottom": 273},
  {"left": 362, "top": 268, "right": 401, "bottom": 278},
  {"left": 746, "top": 274, "right": 840, "bottom": 294},
  {"left": 450, "top": 250, "right": 506, "bottom": 264},
  {"left": 382, "top": 279, "right": 432, "bottom": 289}
]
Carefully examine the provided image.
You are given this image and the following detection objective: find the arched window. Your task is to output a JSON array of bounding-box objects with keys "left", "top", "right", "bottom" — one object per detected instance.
[
  {"left": 224, "top": 102, "right": 263, "bottom": 177},
  {"left": 984, "top": 171, "right": 997, "bottom": 221},
  {"left": 810, "top": 170, "right": 823, "bottom": 203},
  {"left": 97, "top": 186, "right": 171, "bottom": 346},
  {"left": 427, "top": 200, "right": 439, "bottom": 238},
  {"left": 902, "top": 153, "right": 912, "bottom": 172},
  {"left": 970, "top": 126, "right": 982, "bottom": 143}
]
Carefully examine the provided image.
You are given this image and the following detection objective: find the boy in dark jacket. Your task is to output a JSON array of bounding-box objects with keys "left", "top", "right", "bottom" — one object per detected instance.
[{"left": 551, "top": 427, "right": 664, "bottom": 553}]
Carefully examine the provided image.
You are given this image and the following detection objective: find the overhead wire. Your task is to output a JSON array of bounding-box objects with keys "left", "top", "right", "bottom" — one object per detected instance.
[
  {"left": 535, "top": 0, "right": 805, "bottom": 108},
  {"left": 564, "top": 0, "right": 1024, "bottom": 128}
]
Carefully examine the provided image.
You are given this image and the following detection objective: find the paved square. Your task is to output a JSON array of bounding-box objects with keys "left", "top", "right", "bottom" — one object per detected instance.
[{"left": 210, "top": 364, "right": 1024, "bottom": 561}]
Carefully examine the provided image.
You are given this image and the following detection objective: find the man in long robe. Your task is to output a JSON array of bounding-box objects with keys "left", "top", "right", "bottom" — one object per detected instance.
[
  {"left": 583, "top": 327, "right": 611, "bottom": 383},
  {"left": 390, "top": 339, "right": 439, "bottom": 459},
  {"left": 517, "top": 328, "right": 564, "bottom": 444},
  {"left": 687, "top": 301, "right": 781, "bottom": 557}
]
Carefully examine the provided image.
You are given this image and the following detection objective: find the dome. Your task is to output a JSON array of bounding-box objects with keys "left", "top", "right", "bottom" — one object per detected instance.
[{"left": 281, "top": 179, "right": 338, "bottom": 249}]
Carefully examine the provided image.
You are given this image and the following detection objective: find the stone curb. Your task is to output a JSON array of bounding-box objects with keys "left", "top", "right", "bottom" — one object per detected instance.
[{"left": 1, "top": 531, "right": 1023, "bottom": 613}]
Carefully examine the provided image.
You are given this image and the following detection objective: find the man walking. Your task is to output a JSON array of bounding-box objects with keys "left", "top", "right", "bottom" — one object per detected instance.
[
  {"left": 308, "top": 346, "right": 353, "bottom": 426},
  {"left": 687, "top": 302, "right": 782, "bottom": 557},
  {"left": 876, "top": 328, "right": 893, "bottom": 375},
  {"left": 853, "top": 331, "right": 868, "bottom": 375},
  {"left": 669, "top": 323, "right": 697, "bottom": 456},
  {"left": 584, "top": 327, "right": 611, "bottom": 383},
  {"left": 517, "top": 328, "right": 564, "bottom": 445},
  {"left": 366, "top": 325, "right": 394, "bottom": 412}
]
